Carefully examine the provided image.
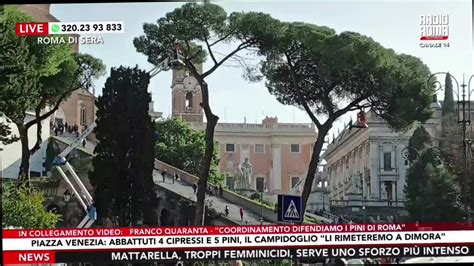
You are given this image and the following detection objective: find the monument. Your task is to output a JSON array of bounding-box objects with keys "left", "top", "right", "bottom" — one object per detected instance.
[
  {"left": 381, "top": 183, "right": 388, "bottom": 200},
  {"left": 236, "top": 158, "right": 252, "bottom": 190}
]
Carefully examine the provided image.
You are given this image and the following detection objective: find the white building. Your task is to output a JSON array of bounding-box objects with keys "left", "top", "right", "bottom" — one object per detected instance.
[
  {"left": 322, "top": 101, "right": 441, "bottom": 210},
  {"left": 0, "top": 112, "right": 51, "bottom": 178}
]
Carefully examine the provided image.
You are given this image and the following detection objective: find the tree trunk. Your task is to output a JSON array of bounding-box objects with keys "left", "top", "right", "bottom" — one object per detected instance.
[
  {"left": 300, "top": 125, "right": 331, "bottom": 222},
  {"left": 194, "top": 82, "right": 219, "bottom": 226},
  {"left": 17, "top": 124, "right": 30, "bottom": 183}
]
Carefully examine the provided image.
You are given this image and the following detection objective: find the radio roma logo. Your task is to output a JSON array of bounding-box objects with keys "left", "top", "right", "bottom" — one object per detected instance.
[{"left": 420, "top": 14, "right": 450, "bottom": 48}]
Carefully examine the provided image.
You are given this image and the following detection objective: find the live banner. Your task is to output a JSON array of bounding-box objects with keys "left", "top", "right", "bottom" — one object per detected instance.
[{"left": 3, "top": 223, "right": 474, "bottom": 264}]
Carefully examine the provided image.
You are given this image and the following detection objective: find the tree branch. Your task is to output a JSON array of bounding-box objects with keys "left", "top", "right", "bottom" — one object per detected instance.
[
  {"left": 209, "top": 28, "right": 237, "bottom": 47},
  {"left": 284, "top": 52, "right": 322, "bottom": 129},
  {"left": 24, "top": 73, "right": 92, "bottom": 130},
  {"left": 29, "top": 107, "right": 43, "bottom": 155},
  {"left": 333, "top": 94, "right": 369, "bottom": 119},
  {"left": 202, "top": 40, "right": 255, "bottom": 79},
  {"left": 203, "top": 34, "right": 218, "bottom": 65}
]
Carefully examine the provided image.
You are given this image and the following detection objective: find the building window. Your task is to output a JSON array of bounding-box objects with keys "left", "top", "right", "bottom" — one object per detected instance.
[
  {"left": 290, "top": 144, "right": 300, "bottom": 153},
  {"left": 256, "top": 177, "right": 265, "bottom": 192},
  {"left": 185, "top": 92, "right": 193, "bottom": 108},
  {"left": 383, "top": 152, "right": 392, "bottom": 171},
  {"left": 225, "top": 144, "right": 235, "bottom": 153},
  {"left": 80, "top": 106, "right": 86, "bottom": 125},
  {"left": 291, "top": 177, "right": 300, "bottom": 188},
  {"left": 255, "top": 144, "right": 264, "bottom": 153}
]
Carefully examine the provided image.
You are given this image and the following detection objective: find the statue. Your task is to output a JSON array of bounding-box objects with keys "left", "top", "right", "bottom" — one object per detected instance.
[
  {"left": 237, "top": 158, "right": 252, "bottom": 189},
  {"left": 381, "top": 183, "right": 387, "bottom": 199},
  {"left": 350, "top": 175, "right": 358, "bottom": 194}
]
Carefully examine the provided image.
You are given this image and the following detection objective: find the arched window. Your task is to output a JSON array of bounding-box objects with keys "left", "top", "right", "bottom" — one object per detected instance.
[
  {"left": 80, "top": 105, "right": 87, "bottom": 125},
  {"left": 185, "top": 92, "right": 193, "bottom": 108}
]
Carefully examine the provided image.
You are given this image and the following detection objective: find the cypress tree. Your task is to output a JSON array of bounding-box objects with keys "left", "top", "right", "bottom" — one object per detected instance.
[
  {"left": 405, "top": 126, "right": 464, "bottom": 222},
  {"left": 441, "top": 73, "right": 455, "bottom": 116},
  {"left": 90, "top": 66, "right": 156, "bottom": 226}
]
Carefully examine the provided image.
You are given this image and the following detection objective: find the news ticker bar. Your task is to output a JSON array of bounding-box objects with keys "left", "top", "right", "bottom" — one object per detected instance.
[
  {"left": 4, "top": 222, "right": 474, "bottom": 238},
  {"left": 3, "top": 245, "right": 474, "bottom": 264},
  {"left": 4, "top": 229, "right": 474, "bottom": 251},
  {"left": 15, "top": 22, "right": 124, "bottom": 36}
]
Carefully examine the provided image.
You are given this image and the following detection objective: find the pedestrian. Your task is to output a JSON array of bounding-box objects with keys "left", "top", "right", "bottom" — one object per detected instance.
[
  {"left": 175, "top": 173, "right": 180, "bottom": 181},
  {"left": 88, "top": 201, "right": 97, "bottom": 221},
  {"left": 82, "top": 139, "right": 86, "bottom": 148},
  {"left": 239, "top": 207, "right": 244, "bottom": 222},
  {"left": 192, "top": 184, "right": 197, "bottom": 194},
  {"left": 208, "top": 186, "right": 213, "bottom": 196},
  {"left": 161, "top": 169, "right": 167, "bottom": 182},
  {"left": 225, "top": 205, "right": 229, "bottom": 217},
  {"left": 65, "top": 122, "right": 69, "bottom": 131},
  {"left": 338, "top": 215, "right": 344, "bottom": 224}
]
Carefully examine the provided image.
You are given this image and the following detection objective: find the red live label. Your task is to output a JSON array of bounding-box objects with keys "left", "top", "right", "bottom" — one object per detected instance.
[
  {"left": 3, "top": 251, "right": 55, "bottom": 264},
  {"left": 16, "top": 22, "right": 49, "bottom": 36}
]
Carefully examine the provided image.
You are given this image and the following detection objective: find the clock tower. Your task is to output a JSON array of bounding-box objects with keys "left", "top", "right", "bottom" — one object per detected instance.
[{"left": 171, "top": 67, "right": 204, "bottom": 122}]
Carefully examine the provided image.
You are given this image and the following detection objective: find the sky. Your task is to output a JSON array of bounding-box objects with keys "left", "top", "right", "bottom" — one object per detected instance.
[{"left": 51, "top": 0, "right": 472, "bottom": 137}]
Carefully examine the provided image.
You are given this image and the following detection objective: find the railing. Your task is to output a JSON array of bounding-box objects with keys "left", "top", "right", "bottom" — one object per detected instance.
[
  {"left": 154, "top": 159, "right": 327, "bottom": 224},
  {"left": 330, "top": 199, "right": 406, "bottom": 207},
  {"left": 187, "top": 122, "right": 315, "bottom": 133}
]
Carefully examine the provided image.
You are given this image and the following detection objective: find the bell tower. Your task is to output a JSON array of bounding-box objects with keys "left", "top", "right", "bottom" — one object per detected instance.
[{"left": 171, "top": 65, "right": 203, "bottom": 123}]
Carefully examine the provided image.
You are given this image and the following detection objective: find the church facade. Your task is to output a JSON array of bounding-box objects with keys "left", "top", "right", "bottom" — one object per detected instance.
[{"left": 170, "top": 69, "right": 318, "bottom": 194}]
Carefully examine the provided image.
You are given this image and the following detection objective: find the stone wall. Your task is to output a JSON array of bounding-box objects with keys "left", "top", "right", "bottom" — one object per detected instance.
[{"left": 154, "top": 159, "right": 322, "bottom": 224}]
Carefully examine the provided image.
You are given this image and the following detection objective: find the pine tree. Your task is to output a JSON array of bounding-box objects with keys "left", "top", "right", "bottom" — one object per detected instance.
[
  {"left": 90, "top": 66, "right": 156, "bottom": 226},
  {"left": 405, "top": 126, "right": 465, "bottom": 222}
]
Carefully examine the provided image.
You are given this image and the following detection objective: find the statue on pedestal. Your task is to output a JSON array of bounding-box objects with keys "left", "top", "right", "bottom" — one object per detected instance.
[
  {"left": 381, "top": 183, "right": 388, "bottom": 200},
  {"left": 237, "top": 158, "right": 252, "bottom": 189},
  {"left": 350, "top": 175, "right": 356, "bottom": 194}
]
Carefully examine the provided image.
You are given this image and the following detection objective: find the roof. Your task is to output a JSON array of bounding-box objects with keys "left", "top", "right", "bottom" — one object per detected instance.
[{"left": 16, "top": 5, "right": 59, "bottom": 23}]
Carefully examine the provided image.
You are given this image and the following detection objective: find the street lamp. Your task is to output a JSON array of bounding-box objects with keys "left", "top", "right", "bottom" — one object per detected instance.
[
  {"left": 260, "top": 186, "right": 267, "bottom": 225},
  {"left": 63, "top": 190, "right": 71, "bottom": 228},
  {"left": 362, "top": 205, "right": 367, "bottom": 223},
  {"left": 401, "top": 146, "right": 442, "bottom": 166},
  {"left": 428, "top": 72, "right": 473, "bottom": 220}
]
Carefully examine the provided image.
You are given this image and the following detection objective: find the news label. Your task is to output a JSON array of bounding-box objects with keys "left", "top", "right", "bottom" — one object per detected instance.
[
  {"left": 16, "top": 21, "right": 124, "bottom": 36},
  {"left": 3, "top": 223, "right": 474, "bottom": 264}
]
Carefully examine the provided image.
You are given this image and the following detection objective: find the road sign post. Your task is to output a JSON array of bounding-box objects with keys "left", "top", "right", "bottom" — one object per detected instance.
[{"left": 277, "top": 194, "right": 302, "bottom": 223}]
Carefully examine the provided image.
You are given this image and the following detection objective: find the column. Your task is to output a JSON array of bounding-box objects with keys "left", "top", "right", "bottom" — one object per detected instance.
[
  {"left": 370, "top": 138, "right": 379, "bottom": 199},
  {"left": 272, "top": 144, "right": 282, "bottom": 191}
]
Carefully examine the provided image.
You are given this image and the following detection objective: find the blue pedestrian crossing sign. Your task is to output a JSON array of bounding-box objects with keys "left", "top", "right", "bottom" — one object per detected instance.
[{"left": 277, "top": 194, "right": 302, "bottom": 222}]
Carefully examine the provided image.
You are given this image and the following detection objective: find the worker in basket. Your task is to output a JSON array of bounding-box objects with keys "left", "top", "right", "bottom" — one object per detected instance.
[
  {"left": 350, "top": 109, "right": 368, "bottom": 129},
  {"left": 168, "top": 42, "right": 185, "bottom": 67}
]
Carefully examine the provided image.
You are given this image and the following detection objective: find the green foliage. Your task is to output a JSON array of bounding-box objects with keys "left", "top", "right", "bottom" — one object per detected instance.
[
  {"left": 304, "top": 216, "right": 321, "bottom": 224},
  {"left": 405, "top": 126, "right": 465, "bottom": 222},
  {"left": 0, "top": 6, "right": 41, "bottom": 125},
  {"left": 155, "top": 118, "right": 220, "bottom": 180},
  {"left": 255, "top": 22, "right": 433, "bottom": 130},
  {"left": 407, "top": 125, "right": 432, "bottom": 162},
  {"left": 2, "top": 182, "right": 60, "bottom": 228},
  {"left": 0, "top": 119, "right": 17, "bottom": 145},
  {"left": 90, "top": 66, "right": 156, "bottom": 227},
  {"left": 134, "top": 3, "right": 281, "bottom": 78},
  {"left": 0, "top": 6, "right": 105, "bottom": 179},
  {"left": 442, "top": 73, "right": 455, "bottom": 116}
]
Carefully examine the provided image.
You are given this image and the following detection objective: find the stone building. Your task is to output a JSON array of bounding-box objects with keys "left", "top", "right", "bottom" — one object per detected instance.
[
  {"left": 321, "top": 100, "right": 444, "bottom": 218},
  {"left": 170, "top": 69, "right": 318, "bottom": 194}
]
